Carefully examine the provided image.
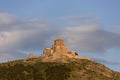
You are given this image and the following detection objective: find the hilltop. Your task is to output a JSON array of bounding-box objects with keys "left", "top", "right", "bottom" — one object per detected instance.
[
  {"left": 29, "top": 38, "right": 91, "bottom": 62},
  {"left": 0, "top": 38, "right": 120, "bottom": 80},
  {"left": 0, "top": 58, "right": 120, "bottom": 80}
]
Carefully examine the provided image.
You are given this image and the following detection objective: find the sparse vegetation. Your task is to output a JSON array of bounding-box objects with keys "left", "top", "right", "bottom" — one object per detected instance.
[{"left": 0, "top": 58, "right": 120, "bottom": 80}]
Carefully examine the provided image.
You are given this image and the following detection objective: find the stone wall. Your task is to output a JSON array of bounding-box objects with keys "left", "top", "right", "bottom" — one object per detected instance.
[
  {"left": 29, "top": 53, "right": 35, "bottom": 59},
  {"left": 43, "top": 38, "right": 78, "bottom": 58}
]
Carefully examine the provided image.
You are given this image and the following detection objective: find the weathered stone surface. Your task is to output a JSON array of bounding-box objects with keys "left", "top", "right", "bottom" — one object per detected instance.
[
  {"left": 43, "top": 48, "right": 53, "bottom": 56},
  {"left": 52, "top": 38, "right": 68, "bottom": 54},
  {"left": 29, "top": 53, "right": 35, "bottom": 59},
  {"left": 43, "top": 38, "right": 91, "bottom": 60},
  {"left": 29, "top": 38, "right": 91, "bottom": 62},
  {"left": 43, "top": 38, "right": 68, "bottom": 56}
]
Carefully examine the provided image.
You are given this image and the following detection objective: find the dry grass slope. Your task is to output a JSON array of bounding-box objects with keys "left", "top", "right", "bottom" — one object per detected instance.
[{"left": 0, "top": 58, "right": 120, "bottom": 80}]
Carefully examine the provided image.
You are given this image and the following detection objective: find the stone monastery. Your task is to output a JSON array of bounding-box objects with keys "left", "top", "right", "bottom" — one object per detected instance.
[
  {"left": 29, "top": 38, "right": 91, "bottom": 61},
  {"left": 43, "top": 38, "right": 78, "bottom": 58}
]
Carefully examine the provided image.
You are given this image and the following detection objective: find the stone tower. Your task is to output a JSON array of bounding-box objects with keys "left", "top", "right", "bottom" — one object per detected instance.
[
  {"left": 43, "top": 38, "right": 68, "bottom": 56},
  {"left": 29, "top": 53, "right": 35, "bottom": 59},
  {"left": 52, "top": 38, "right": 68, "bottom": 54}
]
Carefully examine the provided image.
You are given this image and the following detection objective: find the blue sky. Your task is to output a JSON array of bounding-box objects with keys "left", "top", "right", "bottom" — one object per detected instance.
[{"left": 0, "top": 0, "right": 120, "bottom": 71}]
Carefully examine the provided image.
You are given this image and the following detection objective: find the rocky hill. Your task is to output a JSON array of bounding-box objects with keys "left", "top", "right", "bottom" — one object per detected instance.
[
  {"left": 0, "top": 58, "right": 120, "bottom": 80},
  {"left": 0, "top": 38, "right": 120, "bottom": 80}
]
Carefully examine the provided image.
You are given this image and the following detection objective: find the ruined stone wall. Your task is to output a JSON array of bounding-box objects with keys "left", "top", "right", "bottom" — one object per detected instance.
[
  {"left": 29, "top": 53, "right": 35, "bottom": 59},
  {"left": 42, "top": 38, "right": 91, "bottom": 60},
  {"left": 43, "top": 48, "right": 53, "bottom": 56}
]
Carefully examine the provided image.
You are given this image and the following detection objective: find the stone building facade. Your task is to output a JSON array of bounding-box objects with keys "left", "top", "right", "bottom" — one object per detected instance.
[
  {"left": 29, "top": 53, "right": 35, "bottom": 59},
  {"left": 43, "top": 38, "right": 77, "bottom": 58},
  {"left": 29, "top": 38, "right": 91, "bottom": 61}
]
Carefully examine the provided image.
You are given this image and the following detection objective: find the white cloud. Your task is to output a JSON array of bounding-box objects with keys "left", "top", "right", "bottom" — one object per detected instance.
[
  {"left": 60, "top": 25, "right": 120, "bottom": 53},
  {"left": 109, "top": 26, "right": 120, "bottom": 34},
  {"left": 0, "top": 13, "right": 19, "bottom": 25},
  {"left": 0, "top": 13, "right": 120, "bottom": 62},
  {"left": 0, "top": 13, "right": 58, "bottom": 60}
]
